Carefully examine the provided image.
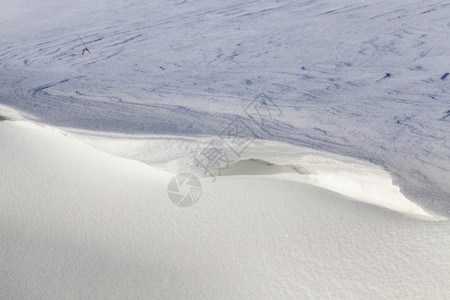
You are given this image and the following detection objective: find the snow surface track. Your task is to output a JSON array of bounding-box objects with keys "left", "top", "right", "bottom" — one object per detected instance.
[{"left": 0, "top": 0, "right": 449, "bottom": 215}]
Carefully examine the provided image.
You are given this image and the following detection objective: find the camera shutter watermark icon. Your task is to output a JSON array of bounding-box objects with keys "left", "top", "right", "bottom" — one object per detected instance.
[
  {"left": 167, "top": 173, "right": 202, "bottom": 207},
  {"left": 244, "top": 93, "right": 282, "bottom": 127}
]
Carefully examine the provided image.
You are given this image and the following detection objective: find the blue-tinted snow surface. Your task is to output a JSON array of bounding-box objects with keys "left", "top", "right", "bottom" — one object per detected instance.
[{"left": 0, "top": 0, "right": 449, "bottom": 214}]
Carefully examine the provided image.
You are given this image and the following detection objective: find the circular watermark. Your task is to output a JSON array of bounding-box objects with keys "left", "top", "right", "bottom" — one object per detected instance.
[{"left": 167, "top": 173, "right": 202, "bottom": 207}]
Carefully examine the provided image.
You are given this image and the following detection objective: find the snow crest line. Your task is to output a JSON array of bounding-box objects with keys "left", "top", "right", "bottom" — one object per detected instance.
[
  {"left": 60, "top": 125, "right": 439, "bottom": 220},
  {"left": 214, "top": 158, "right": 434, "bottom": 219}
]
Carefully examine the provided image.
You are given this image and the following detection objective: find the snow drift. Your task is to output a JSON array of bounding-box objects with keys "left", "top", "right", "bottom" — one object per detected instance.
[
  {"left": 1, "top": 107, "right": 450, "bottom": 299},
  {"left": 1, "top": 0, "right": 450, "bottom": 298}
]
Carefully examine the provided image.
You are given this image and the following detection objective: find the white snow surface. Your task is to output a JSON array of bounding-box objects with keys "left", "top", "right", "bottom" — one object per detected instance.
[
  {"left": 1, "top": 111, "right": 450, "bottom": 299},
  {"left": 1, "top": 0, "right": 450, "bottom": 298},
  {"left": 0, "top": 0, "right": 449, "bottom": 214}
]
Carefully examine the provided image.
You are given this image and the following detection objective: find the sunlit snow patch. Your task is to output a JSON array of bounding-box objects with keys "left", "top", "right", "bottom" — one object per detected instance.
[{"left": 0, "top": 105, "right": 24, "bottom": 122}]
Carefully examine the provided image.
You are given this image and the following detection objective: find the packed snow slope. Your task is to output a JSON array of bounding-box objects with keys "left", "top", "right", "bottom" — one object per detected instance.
[
  {"left": 0, "top": 0, "right": 449, "bottom": 214},
  {"left": 1, "top": 114, "right": 450, "bottom": 299}
]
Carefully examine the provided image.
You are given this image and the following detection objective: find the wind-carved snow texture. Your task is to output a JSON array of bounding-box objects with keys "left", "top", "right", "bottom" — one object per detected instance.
[{"left": 0, "top": 0, "right": 449, "bottom": 214}]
